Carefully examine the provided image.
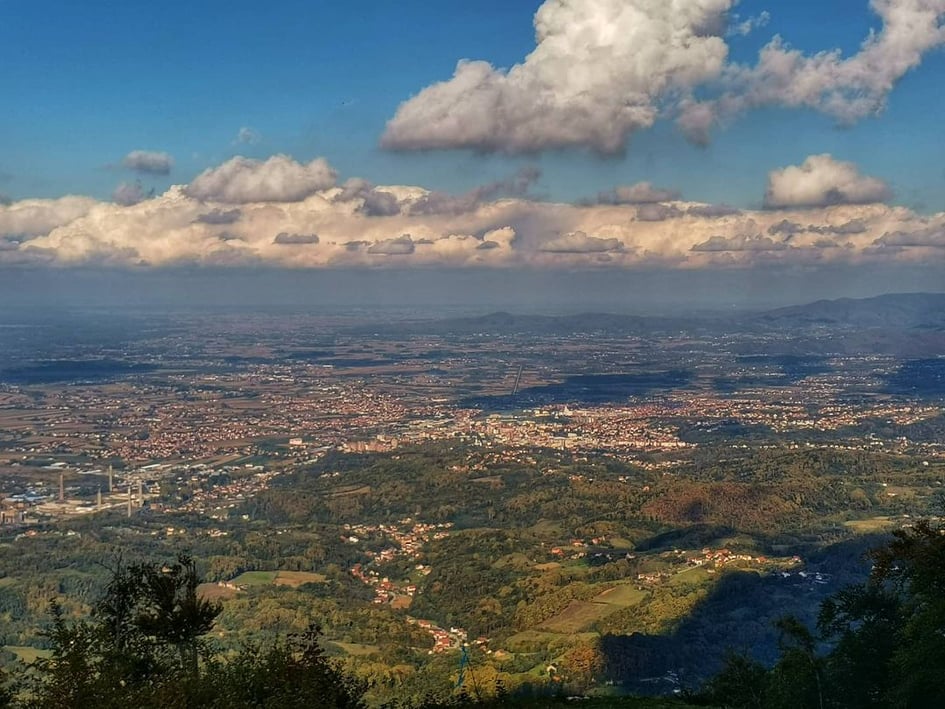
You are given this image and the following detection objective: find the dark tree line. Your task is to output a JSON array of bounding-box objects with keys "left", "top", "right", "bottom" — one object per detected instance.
[
  {"left": 1, "top": 554, "right": 365, "bottom": 709},
  {"left": 701, "top": 520, "right": 945, "bottom": 708}
]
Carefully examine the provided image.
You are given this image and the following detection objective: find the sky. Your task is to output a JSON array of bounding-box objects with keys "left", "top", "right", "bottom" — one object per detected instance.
[{"left": 1, "top": 0, "right": 945, "bottom": 309}]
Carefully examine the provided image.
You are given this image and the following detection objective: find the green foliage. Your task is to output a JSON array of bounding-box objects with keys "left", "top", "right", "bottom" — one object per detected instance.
[
  {"left": 702, "top": 519, "right": 945, "bottom": 708},
  {"left": 20, "top": 555, "right": 366, "bottom": 709},
  {"left": 196, "top": 625, "right": 366, "bottom": 708},
  {"left": 702, "top": 653, "right": 768, "bottom": 709},
  {"left": 95, "top": 554, "right": 221, "bottom": 676}
]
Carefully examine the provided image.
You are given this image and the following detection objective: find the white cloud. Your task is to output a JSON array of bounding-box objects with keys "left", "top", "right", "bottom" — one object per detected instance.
[
  {"left": 382, "top": 0, "right": 733, "bottom": 154},
  {"left": 367, "top": 234, "right": 416, "bottom": 255},
  {"left": 384, "top": 0, "right": 945, "bottom": 154},
  {"left": 1, "top": 153, "right": 939, "bottom": 271},
  {"left": 0, "top": 195, "right": 97, "bottom": 237},
  {"left": 729, "top": 10, "right": 770, "bottom": 37},
  {"left": 764, "top": 154, "right": 891, "bottom": 208},
  {"left": 683, "top": 0, "right": 945, "bottom": 140},
  {"left": 121, "top": 150, "right": 174, "bottom": 175},
  {"left": 186, "top": 155, "right": 337, "bottom": 203}
]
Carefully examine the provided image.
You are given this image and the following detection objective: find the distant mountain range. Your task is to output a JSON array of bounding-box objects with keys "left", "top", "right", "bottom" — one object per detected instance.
[
  {"left": 753, "top": 292, "right": 945, "bottom": 330},
  {"left": 364, "top": 292, "right": 945, "bottom": 336}
]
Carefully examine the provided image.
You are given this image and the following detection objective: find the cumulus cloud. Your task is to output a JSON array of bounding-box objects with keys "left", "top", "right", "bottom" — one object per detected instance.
[
  {"left": 273, "top": 232, "right": 320, "bottom": 245},
  {"left": 186, "top": 154, "right": 337, "bottom": 203},
  {"left": 594, "top": 182, "right": 681, "bottom": 205},
  {"left": 382, "top": 0, "right": 733, "bottom": 154},
  {"left": 334, "top": 178, "right": 402, "bottom": 217},
  {"left": 121, "top": 150, "right": 174, "bottom": 175},
  {"left": 195, "top": 208, "right": 242, "bottom": 225},
  {"left": 540, "top": 231, "right": 624, "bottom": 253},
  {"left": 764, "top": 154, "right": 891, "bottom": 209},
  {"left": 729, "top": 11, "right": 770, "bottom": 37},
  {"left": 112, "top": 181, "right": 152, "bottom": 206},
  {"left": 0, "top": 196, "right": 97, "bottom": 237},
  {"left": 367, "top": 234, "right": 416, "bottom": 255},
  {"left": 2, "top": 152, "right": 941, "bottom": 271},
  {"left": 384, "top": 0, "right": 945, "bottom": 154},
  {"left": 689, "top": 0, "right": 945, "bottom": 137}
]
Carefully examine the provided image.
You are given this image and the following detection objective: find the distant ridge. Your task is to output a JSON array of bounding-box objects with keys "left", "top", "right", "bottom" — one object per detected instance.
[
  {"left": 388, "top": 311, "right": 692, "bottom": 335},
  {"left": 755, "top": 292, "right": 945, "bottom": 329},
  {"left": 362, "top": 293, "right": 945, "bottom": 336}
]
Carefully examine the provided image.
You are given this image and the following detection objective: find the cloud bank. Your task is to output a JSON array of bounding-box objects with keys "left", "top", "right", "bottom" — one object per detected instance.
[
  {"left": 2, "top": 152, "right": 942, "bottom": 271},
  {"left": 382, "top": 0, "right": 945, "bottom": 154}
]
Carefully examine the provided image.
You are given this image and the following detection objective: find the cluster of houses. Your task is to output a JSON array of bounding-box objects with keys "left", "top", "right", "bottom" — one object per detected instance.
[
  {"left": 406, "top": 616, "right": 471, "bottom": 654},
  {"left": 343, "top": 519, "right": 450, "bottom": 605}
]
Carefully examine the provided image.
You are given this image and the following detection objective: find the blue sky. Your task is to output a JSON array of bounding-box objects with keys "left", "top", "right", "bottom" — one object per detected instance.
[
  {"left": 1, "top": 0, "right": 944, "bottom": 307},
  {"left": 2, "top": 0, "right": 943, "bottom": 210}
]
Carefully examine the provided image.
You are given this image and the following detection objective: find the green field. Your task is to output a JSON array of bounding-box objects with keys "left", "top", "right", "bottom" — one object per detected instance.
[
  {"left": 668, "top": 566, "right": 714, "bottom": 586},
  {"left": 844, "top": 516, "right": 898, "bottom": 533},
  {"left": 539, "top": 600, "right": 619, "bottom": 634},
  {"left": 229, "top": 570, "right": 326, "bottom": 588},
  {"left": 274, "top": 570, "right": 327, "bottom": 587},
  {"left": 230, "top": 570, "right": 278, "bottom": 586},
  {"left": 332, "top": 641, "right": 382, "bottom": 656},
  {"left": 594, "top": 584, "right": 649, "bottom": 606}
]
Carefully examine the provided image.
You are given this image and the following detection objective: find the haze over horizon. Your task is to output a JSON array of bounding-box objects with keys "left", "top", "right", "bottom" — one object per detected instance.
[{"left": 3, "top": 0, "right": 945, "bottom": 307}]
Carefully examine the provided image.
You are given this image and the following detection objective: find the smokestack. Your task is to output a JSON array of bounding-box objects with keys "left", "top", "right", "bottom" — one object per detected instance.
[
  {"left": 108, "top": 465, "right": 114, "bottom": 493},
  {"left": 59, "top": 472, "right": 65, "bottom": 503},
  {"left": 138, "top": 479, "right": 143, "bottom": 505},
  {"left": 127, "top": 485, "right": 132, "bottom": 517}
]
